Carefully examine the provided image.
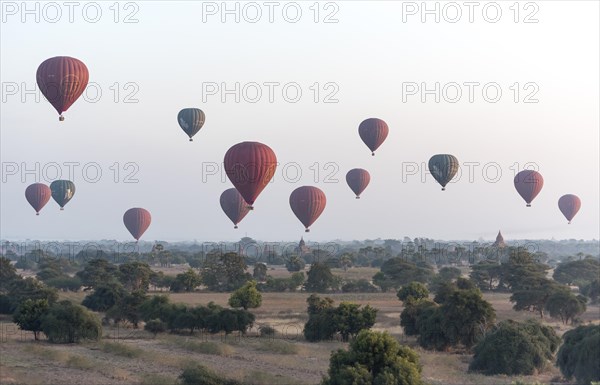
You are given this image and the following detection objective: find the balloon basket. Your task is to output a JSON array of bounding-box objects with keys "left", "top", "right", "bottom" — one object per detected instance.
[
  {"left": 305, "top": 229, "right": 310, "bottom": 233},
  {"left": 356, "top": 196, "right": 360, "bottom": 199},
  {"left": 36, "top": 212, "right": 40, "bottom": 216},
  {"left": 59, "top": 115, "right": 64, "bottom": 121},
  {"left": 189, "top": 138, "right": 193, "bottom": 142},
  {"left": 60, "top": 207, "right": 64, "bottom": 211},
  {"left": 526, "top": 204, "right": 531, "bottom": 207},
  {"left": 234, "top": 225, "right": 238, "bottom": 229}
]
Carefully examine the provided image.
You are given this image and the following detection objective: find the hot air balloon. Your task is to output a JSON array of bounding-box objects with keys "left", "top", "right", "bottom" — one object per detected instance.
[
  {"left": 224, "top": 142, "right": 277, "bottom": 209},
  {"left": 123, "top": 208, "right": 151, "bottom": 242},
  {"left": 50, "top": 180, "right": 75, "bottom": 210},
  {"left": 428, "top": 154, "right": 459, "bottom": 191},
  {"left": 558, "top": 194, "right": 581, "bottom": 224},
  {"left": 177, "top": 108, "right": 206, "bottom": 142},
  {"left": 220, "top": 188, "right": 250, "bottom": 229},
  {"left": 36, "top": 56, "right": 89, "bottom": 121},
  {"left": 346, "top": 168, "right": 371, "bottom": 199},
  {"left": 25, "top": 183, "right": 51, "bottom": 215},
  {"left": 358, "top": 118, "right": 389, "bottom": 156},
  {"left": 514, "top": 170, "right": 544, "bottom": 207},
  {"left": 289, "top": 186, "right": 326, "bottom": 232}
]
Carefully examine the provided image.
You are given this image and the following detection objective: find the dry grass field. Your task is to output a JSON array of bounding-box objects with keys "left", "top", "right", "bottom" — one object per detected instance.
[{"left": 1, "top": 266, "right": 598, "bottom": 385}]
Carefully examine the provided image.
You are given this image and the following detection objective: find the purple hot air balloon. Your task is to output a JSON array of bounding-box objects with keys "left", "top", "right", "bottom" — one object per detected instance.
[
  {"left": 346, "top": 168, "right": 371, "bottom": 199},
  {"left": 220, "top": 188, "right": 251, "bottom": 229},
  {"left": 123, "top": 208, "right": 151, "bottom": 242},
  {"left": 514, "top": 170, "right": 544, "bottom": 207},
  {"left": 358, "top": 118, "right": 389, "bottom": 156},
  {"left": 289, "top": 186, "right": 327, "bottom": 232},
  {"left": 558, "top": 194, "right": 581, "bottom": 224},
  {"left": 25, "top": 183, "right": 51, "bottom": 215}
]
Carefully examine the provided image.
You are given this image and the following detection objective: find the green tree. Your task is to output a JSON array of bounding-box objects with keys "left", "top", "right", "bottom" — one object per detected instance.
[
  {"left": 144, "top": 319, "right": 167, "bottom": 337},
  {"left": 45, "top": 276, "right": 81, "bottom": 292},
  {"left": 304, "top": 294, "right": 336, "bottom": 342},
  {"left": 334, "top": 302, "right": 377, "bottom": 342},
  {"left": 556, "top": 325, "right": 600, "bottom": 385},
  {"left": 400, "top": 299, "right": 436, "bottom": 336},
  {"left": 41, "top": 300, "right": 102, "bottom": 343},
  {"left": 201, "top": 252, "right": 252, "bottom": 292},
  {"left": 469, "top": 261, "right": 504, "bottom": 291},
  {"left": 6, "top": 277, "right": 58, "bottom": 313},
  {"left": 118, "top": 261, "right": 153, "bottom": 292},
  {"left": 228, "top": 280, "right": 262, "bottom": 310},
  {"left": 397, "top": 282, "right": 429, "bottom": 303},
  {"left": 76, "top": 258, "right": 118, "bottom": 289},
  {"left": 469, "top": 319, "right": 560, "bottom": 375},
  {"left": 82, "top": 283, "right": 126, "bottom": 312},
  {"left": 581, "top": 278, "right": 600, "bottom": 304},
  {"left": 253, "top": 263, "right": 268, "bottom": 281},
  {"left": 510, "top": 277, "right": 559, "bottom": 319},
  {"left": 373, "top": 258, "right": 434, "bottom": 291},
  {"left": 106, "top": 290, "right": 147, "bottom": 328},
  {"left": 304, "top": 262, "right": 336, "bottom": 293},
  {"left": 553, "top": 257, "right": 600, "bottom": 287},
  {"left": 545, "top": 288, "right": 587, "bottom": 325},
  {"left": 322, "top": 330, "right": 424, "bottom": 385},
  {"left": 170, "top": 269, "right": 202, "bottom": 292},
  {"left": 286, "top": 255, "right": 305, "bottom": 272},
  {"left": 0, "top": 256, "right": 19, "bottom": 293},
  {"left": 13, "top": 299, "right": 50, "bottom": 340},
  {"left": 441, "top": 288, "right": 495, "bottom": 348}
]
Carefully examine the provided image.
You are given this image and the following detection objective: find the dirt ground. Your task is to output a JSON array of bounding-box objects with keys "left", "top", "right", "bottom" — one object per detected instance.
[{"left": 2, "top": 267, "right": 599, "bottom": 385}]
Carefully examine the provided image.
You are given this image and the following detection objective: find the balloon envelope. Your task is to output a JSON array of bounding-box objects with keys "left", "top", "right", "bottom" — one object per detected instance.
[
  {"left": 25, "top": 183, "right": 51, "bottom": 215},
  {"left": 36, "top": 56, "right": 89, "bottom": 121},
  {"left": 289, "top": 186, "right": 326, "bottom": 232},
  {"left": 220, "top": 188, "right": 251, "bottom": 228},
  {"left": 558, "top": 194, "right": 581, "bottom": 223},
  {"left": 177, "top": 108, "right": 205, "bottom": 141},
  {"left": 224, "top": 142, "right": 277, "bottom": 209},
  {"left": 514, "top": 170, "right": 544, "bottom": 207},
  {"left": 346, "top": 168, "right": 371, "bottom": 198},
  {"left": 358, "top": 118, "right": 389, "bottom": 156},
  {"left": 428, "top": 154, "right": 459, "bottom": 191},
  {"left": 50, "top": 180, "right": 75, "bottom": 209},
  {"left": 123, "top": 208, "right": 152, "bottom": 241}
]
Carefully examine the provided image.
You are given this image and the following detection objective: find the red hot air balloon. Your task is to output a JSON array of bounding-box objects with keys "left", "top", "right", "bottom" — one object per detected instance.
[
  {"left": 514, "top": 170, "right": 544, "bottom": 207},
  {"left": 289, "top": 186, "right": 326, "bottom": 232},
  {"left": 346, "top": 168, "right": 371, "bottom": 199},
  {"left": 224, "top": 142, "right": 277, "bottom": 210},
  {"left": 359, "top": 118, "right": 389, "bottom": 156},
  {"left": 25, "top": 183, "right": 51, "bottom": 215},
  {"left": 123, "top": 208, "right": 151, "bottom": 242},
  {"left": 36, "top": 56, "right": 89, "bottom": 121},
  {"left": 220, "top": 188, "right": 251, "bottom": 229},
  {"left": 558, "top": 194, "right": 581, "bottom": 224}
]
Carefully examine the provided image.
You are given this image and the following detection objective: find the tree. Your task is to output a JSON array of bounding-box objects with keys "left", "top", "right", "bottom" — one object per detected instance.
[
  {"left": 228, "top": 280, "right": 262, "bottom": 310},
  {"left": 76, "top": 258, "right": 119, "bottom": 289},
  {"left": 118, "top": 261, "right": 153, "bottom": 292},
  {"left": 144, "top": 319, "right": 167, "bottom": 337},
  {"left": 286, "top": 255, "right": 305, "bottom": 272},
  {"left": 170, "top": 269, "right": 202, "bottom": 292},
  {"left": 45, "top": 276, "right": 81, "bottom": 292},
  {"left": 469, "top": 319, "right": 560, "bottom": 375},
  {"left": 253, "top": 263, "right": 267, "bottom": 281},
  {"left": 106, "top": 290, "right": 147, "bottom": 328},
  {"left": 41, "top": 300, "right": 102, "bottom": 343},
  {"left": 581, "top": 278, "right": 600, "bottom": 304},
  {"left": 545, "top": 288, "right": 587, "bottom": 325},
  {"left": 397, "top": 282, "right": 429, "bottom": 303},
  {"left": 322, "top": 330, "right": 424, "bottom": 385},
  {"left": 0, "top": 257, "right": 19, "bottom": 293},
  {"left": 441, "top": 288, "right": 495, "bottom": 348},
  {"left": 13, "top": 299, "right": 50, "bottom": 340},
  {"left": 417, "top": 306, "right": 449, "bottom": 351},
  {"left": 469, "top": 261, "right": 504, "bottom": 291},
  {"left": 373, "top": 258, "right": 434, "bottom": 291},
  {"left": 82, "top": 283, "right": 126, "bottom": 312},
  {"left": 304, "top": 262, "right": 336, "bottom": 293},
  {"left": 510, "top": 277, "right": 559, "bottom": 319},
  {"left": 201, "top": 252, "right": 251, "bottom": 292},
  {"left": 400, "top": 299, "right": 436, "bottom": 336},
  {"left": 341, "top": 279, "right": 379, "bottom": 293},
  {"left": 553, "top": 257, "right": 600, "bottom": 287},
  {"left": 6, "top": 277, "right": 58, "bottom": 313},
  {"left": 304, "top": 294, "right": 336, "bottom": 342},
  {"left": 334, "top": 302, "right": 377, "bottom": 342},
  {"left": 556, "top": 325, "right": 600, "bottom": 385}
]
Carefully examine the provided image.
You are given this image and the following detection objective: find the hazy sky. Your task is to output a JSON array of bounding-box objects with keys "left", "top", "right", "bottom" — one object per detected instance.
[{"left": 1, "top": 1, "right": 599, "bottom": 242}]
